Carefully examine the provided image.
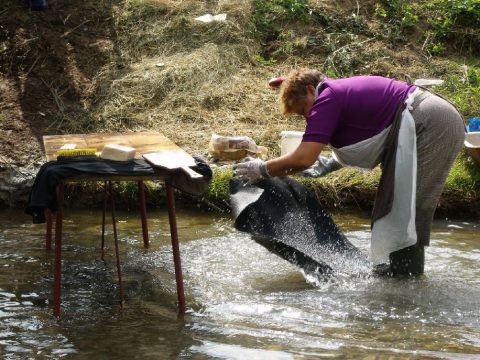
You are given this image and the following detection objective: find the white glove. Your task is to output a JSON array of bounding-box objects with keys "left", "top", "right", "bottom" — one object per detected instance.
[
  {"left": 302, "top": 156, "right": 342, "bottom": 178},
  {"left": 233, "top": 158, "right": 269, "bottom": 183}
]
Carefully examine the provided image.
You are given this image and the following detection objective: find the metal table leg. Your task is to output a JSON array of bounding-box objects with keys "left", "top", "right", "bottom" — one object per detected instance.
[
  {"left": 45, "top": 208, "right": 52, "bottom": 251},
  {"left": 138, "top": 181, "right": 149, "bottom": 248},
  {"left": 109, "top": 182, "right": 125, "bottom": 308},
  {"left": 165, "top": 178, "right": 186, "bottom": 316},
  {"left": 53, "top": 182, "right": 64, "bottom": 317},
  {"left": 101, "top": 181, "right": 108, "bottom": 260}
]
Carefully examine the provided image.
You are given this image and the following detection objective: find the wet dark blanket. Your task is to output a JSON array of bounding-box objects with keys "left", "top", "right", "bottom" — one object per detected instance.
[
  {"left": 230, "top": 177, "right": 369, "bottom": 277},
  {"left": 25, "top": 157, "right": 212, "bottom": 224}
]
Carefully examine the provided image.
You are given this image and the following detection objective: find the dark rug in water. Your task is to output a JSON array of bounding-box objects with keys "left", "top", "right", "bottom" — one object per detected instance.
[{"left": 230, "top": 177, "right": 370, "bottom": 278}]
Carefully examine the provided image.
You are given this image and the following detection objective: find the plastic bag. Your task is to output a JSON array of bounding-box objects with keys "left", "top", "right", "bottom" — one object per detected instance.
[
  {"left": 208, "top": 134, "right": 268, "bottom": 160},
  {"left": 467, "top": 117, "right": 480, "bottom": 132}
]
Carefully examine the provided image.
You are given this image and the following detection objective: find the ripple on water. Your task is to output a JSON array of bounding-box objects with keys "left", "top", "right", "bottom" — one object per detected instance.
[
  {"left": 0, "top": 209, "right": 479, "bottom": 359},
  {"left": 172, "top": 225, "right": 480, "bottom": 357}
]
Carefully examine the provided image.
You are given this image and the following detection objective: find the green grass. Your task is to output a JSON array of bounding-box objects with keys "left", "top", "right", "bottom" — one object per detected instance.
[
  {"left": 445, "top": 152, "right": 480, "bottom": 197},
  {"left": 205, "top": 167, "right": 234, "bottom": 211},
  {"left": 5, "top": 0, "right": 479, "bottom": 218},
  {"left": 435, "top": 60, "right": 480, "bottom": 118},
  {"left": 200, "top": 154, "right": 479, "bottom": 219}
]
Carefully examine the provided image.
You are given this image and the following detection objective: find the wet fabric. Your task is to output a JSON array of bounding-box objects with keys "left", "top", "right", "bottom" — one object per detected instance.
[
  {"left": 230, "top": 177, "right": 369, "bottom": 277},
  {"left": 25, "top": 157, "right": 212, "bottom": 224}
]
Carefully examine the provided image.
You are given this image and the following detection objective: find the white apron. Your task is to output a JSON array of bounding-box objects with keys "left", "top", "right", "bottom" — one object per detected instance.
[{"left": 331, "top": 89, "right": 421, "bottom": 265}]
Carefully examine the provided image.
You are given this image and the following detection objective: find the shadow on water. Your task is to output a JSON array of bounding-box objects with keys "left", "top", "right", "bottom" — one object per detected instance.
[{"left": 0, "top": 208, "right": 479, "bottom": 359}]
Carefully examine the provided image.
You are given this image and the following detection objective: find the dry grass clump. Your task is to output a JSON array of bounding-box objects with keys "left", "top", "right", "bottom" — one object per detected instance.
[
  {"left": 94, "top": 42, "right": 303, "bottom": 155},
  {"left": 48, "top": 0, "right": 476, "bottom": 159},
  {"left": 115, "top": 0, "right": 254, "bottom": 60},
  {"left": 299, "top": 166, "right": 380, "bottom": 210},
  {"left": 76, "top": 0, "right": 304, "bottom": 156},
  {"left": 46, "top": 0, "right": 308, "bottom": 157}
]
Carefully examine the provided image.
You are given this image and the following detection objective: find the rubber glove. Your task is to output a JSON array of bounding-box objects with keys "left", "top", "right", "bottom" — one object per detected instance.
[
  {"left": 233, "top": 158, "right": 269, "bottom": 183},
  {"left": 302, "top": 156, "right": 342, "bottom": 178}
]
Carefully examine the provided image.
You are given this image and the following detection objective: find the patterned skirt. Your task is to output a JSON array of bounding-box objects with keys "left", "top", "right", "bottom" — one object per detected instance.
[{"left": 411, "top": 92, "right": 465, "bottom": 246}]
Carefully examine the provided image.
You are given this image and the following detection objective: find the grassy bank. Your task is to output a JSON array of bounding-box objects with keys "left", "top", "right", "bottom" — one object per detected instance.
[
  {"left": 204, "top": 149, "right": 480, "bottom": 219},
  {"left": 0, "top": 0, "right": 479, "bottom": 217}
]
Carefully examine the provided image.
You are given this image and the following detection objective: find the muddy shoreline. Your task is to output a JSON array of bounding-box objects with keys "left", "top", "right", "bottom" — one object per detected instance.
[{"left": 4, "top": 161, "right": 479, "bottom": 221}]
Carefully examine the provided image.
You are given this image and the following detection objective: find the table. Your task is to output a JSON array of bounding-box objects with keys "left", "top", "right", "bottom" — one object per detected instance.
[{"left": 42, "top": 132, "right": 191, "bottom": 317}]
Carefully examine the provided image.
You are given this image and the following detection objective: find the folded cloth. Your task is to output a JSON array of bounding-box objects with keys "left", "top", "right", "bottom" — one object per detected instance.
[{"left": 25, "top": 157, "right": 212, "bottom": 224}]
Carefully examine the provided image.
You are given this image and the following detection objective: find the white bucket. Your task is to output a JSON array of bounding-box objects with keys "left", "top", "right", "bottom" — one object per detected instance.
[{"left": 280, "top": 131, "right": 304, "bottom": 156}]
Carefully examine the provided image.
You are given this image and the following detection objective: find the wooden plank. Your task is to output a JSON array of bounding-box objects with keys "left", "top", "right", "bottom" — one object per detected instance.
[
  {"left": 125, "top": 132, "right": 178, "bottom": 155},
  {"left": 143, "top": 150, "right": 202, "bottom": 179},
  {"left": 43, "top": 134, "right": 88, "bottom": 160},
  {"left": 86, "top": 134, "right": 133, "bottom": 152},
  {"left": 43, "top": 132, "right": 181, "bottom": 161}
]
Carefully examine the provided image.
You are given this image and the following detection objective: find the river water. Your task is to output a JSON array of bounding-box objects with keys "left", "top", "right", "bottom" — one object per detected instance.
[{"left": 0, "top": 207, "right": 479, "bottom": 359}]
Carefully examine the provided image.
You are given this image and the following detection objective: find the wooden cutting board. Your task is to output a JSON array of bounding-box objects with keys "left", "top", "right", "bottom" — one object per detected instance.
[
  {"left": 143, "top": 150, "right": 203, "bottom": 179},
  {"left": 43, "top": 132, "right": 178, "bottom": 161}
]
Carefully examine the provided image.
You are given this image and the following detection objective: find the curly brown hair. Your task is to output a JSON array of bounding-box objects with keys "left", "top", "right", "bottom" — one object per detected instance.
[{"left": 279, "top": 68, "right": 324, "bottom": 115}]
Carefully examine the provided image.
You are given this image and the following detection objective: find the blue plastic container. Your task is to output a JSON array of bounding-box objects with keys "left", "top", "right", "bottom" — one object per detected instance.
[
  {"left": 29, "top": 0, "right": 48, "bottom": 11},
  {"left": 467, "top": 117, "right": 480, "bottom": 133}
]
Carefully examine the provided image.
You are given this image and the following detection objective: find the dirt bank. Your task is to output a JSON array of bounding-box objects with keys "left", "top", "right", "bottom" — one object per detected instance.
[
  {"left": 1, "top": 0, "right": 479, "bottom": 219},
  {"left": 0, "top": 0, "right": 118, "bottom": 205}
]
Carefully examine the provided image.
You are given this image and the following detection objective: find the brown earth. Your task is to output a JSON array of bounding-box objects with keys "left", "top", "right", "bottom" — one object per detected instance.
[
  {"left": 1, "top": 1, "right": 116, "bottom": 165},
  {"left": 0, "top": 0, "right": 478, "bottom": 217},
  {"left": 0, "top": 0, "right": 120, "bottom": 206}
]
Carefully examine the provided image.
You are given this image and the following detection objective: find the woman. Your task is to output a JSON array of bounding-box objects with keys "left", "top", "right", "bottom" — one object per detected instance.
[{"left": 234, "top": 68, "right": 465, "bottom": 275}]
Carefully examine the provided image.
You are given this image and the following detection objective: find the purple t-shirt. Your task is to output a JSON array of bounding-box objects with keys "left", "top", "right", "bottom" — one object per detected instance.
[{"left": 303, "top": 76, "right": 416, "bottom": 148}]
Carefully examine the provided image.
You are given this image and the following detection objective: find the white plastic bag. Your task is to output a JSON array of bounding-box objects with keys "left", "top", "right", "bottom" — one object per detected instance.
[
  {"left": 208, "top": 134, "right": 267, "bottom": 160},
  {"left": 194, "top": 14, "right": 227, "bottom": 23}
]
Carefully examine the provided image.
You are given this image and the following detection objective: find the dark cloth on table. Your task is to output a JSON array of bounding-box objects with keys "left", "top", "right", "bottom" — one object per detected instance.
[{"left": 25, "top": 157, "right": 212, "bottom": 224}]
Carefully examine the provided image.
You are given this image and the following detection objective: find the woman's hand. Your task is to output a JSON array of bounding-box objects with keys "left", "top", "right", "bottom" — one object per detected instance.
[
  {"left": 302, "top": 155, "right": 342, "bottom": 177},
  {"left": 233, "top": 142, "right": 325, "bottom": 182},
  {"left": 233, "top": 158, "right": 269, "bottom": 183}
]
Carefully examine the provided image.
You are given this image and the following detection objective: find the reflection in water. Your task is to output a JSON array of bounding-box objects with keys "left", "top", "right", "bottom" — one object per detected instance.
[{"left": 0, "top": 208, "right": 479, "bottom": 359}]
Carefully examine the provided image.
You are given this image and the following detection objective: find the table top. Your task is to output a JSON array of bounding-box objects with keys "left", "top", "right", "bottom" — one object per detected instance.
[{"left": 43, "top": 131, "right": 180, "bottom": 161}]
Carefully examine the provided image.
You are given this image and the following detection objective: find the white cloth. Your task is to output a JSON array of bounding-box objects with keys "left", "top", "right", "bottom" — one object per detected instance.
[
  {"left": 370, "top": 107, "right": 417, "bottom": 264},
  {"left": 230, "top": 187, "right": 264, "bottom": 218},
  {"left": 330, "top": 89, "right": 422, "bottom": 264},
  {"left": 331, "top": 125, "right": 391, "bottom": 169}
]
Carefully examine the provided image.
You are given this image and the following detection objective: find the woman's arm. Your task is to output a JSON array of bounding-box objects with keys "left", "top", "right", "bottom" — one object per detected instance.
[{"left": 265, "top": 141, "right": 325, "bottom": 176}]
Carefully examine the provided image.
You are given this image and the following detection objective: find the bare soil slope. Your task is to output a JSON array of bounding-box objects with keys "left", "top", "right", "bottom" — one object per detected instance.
[
  {"left": 1, "top": 1, "right": 124, "bottom": 205},
  {"left": 0, "top": 0, "right": 478, "bottom": 215}
]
